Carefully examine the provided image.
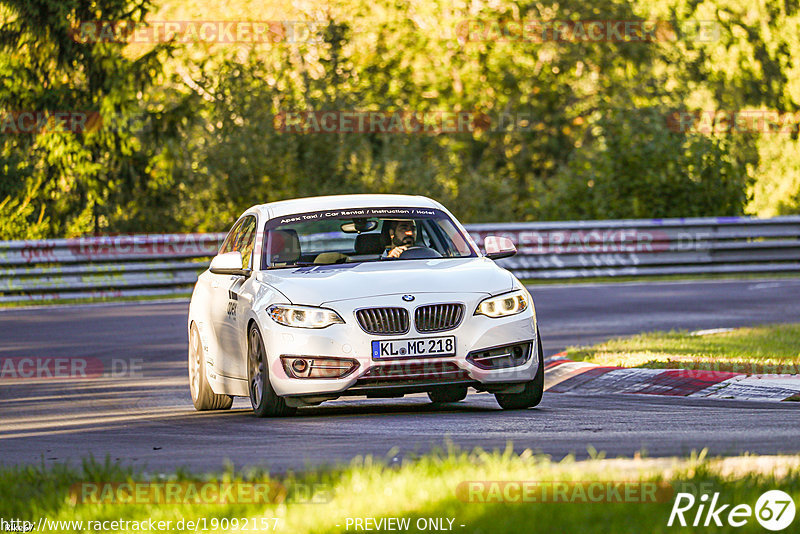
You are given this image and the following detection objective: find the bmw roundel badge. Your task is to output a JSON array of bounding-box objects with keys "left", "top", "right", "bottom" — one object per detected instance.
[{"left": 402, "top": 294, "right": 415, "bottom": 302}]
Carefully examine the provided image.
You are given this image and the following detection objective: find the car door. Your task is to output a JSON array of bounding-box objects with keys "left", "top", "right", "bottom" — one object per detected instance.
[
  {"left": 209, "top": 215, "right": 258, "bottom": 380},
  {"left": 208, "top": 217, "right": 245, "bottom": 377}
]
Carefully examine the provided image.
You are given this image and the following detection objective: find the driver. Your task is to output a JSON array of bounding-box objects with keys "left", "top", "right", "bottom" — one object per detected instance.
[{"left": 385, "top": 219, "right": 417, "bottom": 258}]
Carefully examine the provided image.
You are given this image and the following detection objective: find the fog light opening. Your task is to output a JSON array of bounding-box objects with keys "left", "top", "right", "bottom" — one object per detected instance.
[
  {"left": 281, "top": 356, "right": 359, "bottom": 379},
  {"left": 292, "top": 359, "right": 309, "bottom": 374},
  {"left": 466, "top": 342, "right": 533, "bottom": 370}
]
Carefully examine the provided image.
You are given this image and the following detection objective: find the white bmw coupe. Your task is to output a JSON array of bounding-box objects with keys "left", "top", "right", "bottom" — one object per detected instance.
[{"left": 188, "top": 194, "right": 543, "bottom": 416}]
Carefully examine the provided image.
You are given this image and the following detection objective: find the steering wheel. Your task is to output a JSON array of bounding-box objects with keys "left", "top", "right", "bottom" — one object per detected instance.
[{"left": 398, "top": 246, "right": 443, "bottom": 259}]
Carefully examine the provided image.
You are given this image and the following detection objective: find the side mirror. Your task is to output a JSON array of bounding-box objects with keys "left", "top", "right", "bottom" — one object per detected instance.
[
  {"left": 483, "top": 236, "right": 517, "bottom": 260},
  {"left": 210, "top": 251, "right": 251, "bottom": 277}
]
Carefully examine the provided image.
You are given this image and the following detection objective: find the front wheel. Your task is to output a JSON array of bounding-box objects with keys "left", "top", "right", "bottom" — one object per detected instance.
[
  {"left": 188, "top": 323, "right": 233, "bottom": 411},
  {"left": 494, "top": 332, "right": 544, "bottom": 410},
  {"left": 248, "top": 324, "right": 296, "bottom": 417}
]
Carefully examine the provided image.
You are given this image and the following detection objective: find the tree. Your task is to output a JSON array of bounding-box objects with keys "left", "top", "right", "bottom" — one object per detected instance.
[{"left": 0, "top": 0, "right": 184, "bottom": 238}]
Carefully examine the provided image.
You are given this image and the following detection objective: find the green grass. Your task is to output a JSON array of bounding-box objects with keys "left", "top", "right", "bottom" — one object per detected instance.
[
  {"left": 2, "top": 449, "right": 800, "bottom": 533},
  {"left": 522, "top": 272, "right": 800, "bottom": 285},
  {"left": 565, "top": 323, "right": 800, "bottom": 374}
]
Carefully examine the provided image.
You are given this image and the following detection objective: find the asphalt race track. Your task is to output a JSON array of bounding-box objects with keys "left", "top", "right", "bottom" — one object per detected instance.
[{"left": 1, "top": 278, "right": 799, "bottom": 473}]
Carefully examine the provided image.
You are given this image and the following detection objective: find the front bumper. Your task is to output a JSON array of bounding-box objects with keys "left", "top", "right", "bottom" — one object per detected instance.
[{"left": 260, "top": 292, "right": 538, "bottom": 398}]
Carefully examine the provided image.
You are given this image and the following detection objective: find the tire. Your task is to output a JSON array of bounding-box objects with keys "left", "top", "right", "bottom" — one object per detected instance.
[
  {"left": 494, "top": 332, "right": 545, "bottom": 410},
  {"left": 248, "top": 324, "right": 296, "bottom": 417},
  {"left": 188, "top": 323, "right": 233, "bottom": 411},
  {"left": 427, "top": 386, "right": 468, "bottom": 403}
]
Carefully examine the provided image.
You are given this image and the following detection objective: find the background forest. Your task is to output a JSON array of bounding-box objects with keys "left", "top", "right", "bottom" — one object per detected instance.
[{"left": 2, "top": 0, "right": 800, "bottom": 238}]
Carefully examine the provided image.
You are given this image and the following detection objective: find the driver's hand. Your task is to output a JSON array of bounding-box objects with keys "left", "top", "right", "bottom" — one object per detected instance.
[{"left": 387, "top": 245, "right": 408, "bottom": 258}]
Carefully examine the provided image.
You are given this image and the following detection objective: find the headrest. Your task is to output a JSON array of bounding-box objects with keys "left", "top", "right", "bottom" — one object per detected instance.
[
  {"left": 354, "top": 233, "right": 385, "bottom": 254},
  {"left": 266, "top": 229, "right": 301, "bottom": 264}
]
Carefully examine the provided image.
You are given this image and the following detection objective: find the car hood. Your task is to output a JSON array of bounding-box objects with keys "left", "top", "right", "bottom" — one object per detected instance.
[{"left": 258, "top": 257, "right": 514, "bottom": 306}]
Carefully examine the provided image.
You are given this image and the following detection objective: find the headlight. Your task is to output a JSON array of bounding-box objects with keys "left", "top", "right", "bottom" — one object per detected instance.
[
  {"left": 267, "top": 305, "right": 345, "bottom": 328},
  {"left": 474, "top": 290, "right": 529, "bottom": 318}
]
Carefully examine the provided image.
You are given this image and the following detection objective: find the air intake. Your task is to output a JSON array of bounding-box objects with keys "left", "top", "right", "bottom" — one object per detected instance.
[
  {"left": 467, "top": 342, "right": 533, "bottom": 370},
  {"left": 355, "top": 307, "right": 409, "bottom": 335},
  {"left": 415, "top": 303, "right": 465, "bottom": 333}
]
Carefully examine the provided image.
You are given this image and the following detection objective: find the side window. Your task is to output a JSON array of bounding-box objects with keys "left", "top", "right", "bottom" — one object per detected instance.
[
  {"left": 437, "top": 219, "right": 472, "bottom": 256},
  {"left": 217, "top": 216, "right": 257, "bottom": 269},
  {"left": 237, "top": 216, "right": 257, "bottom": 270},
  {"left": 219, "top": 220, "right": 243, "bottom": 255}
]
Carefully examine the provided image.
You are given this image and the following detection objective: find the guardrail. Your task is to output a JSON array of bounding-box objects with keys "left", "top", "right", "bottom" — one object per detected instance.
[
  {"left": 0, "top": 234, "right": 225, "bottom": 303},
  {"left": 1, "top": 216, "right": 799, "bottom": 303},
  {"left": 468, "top": 215, "right": 800, "bottom": 280}
]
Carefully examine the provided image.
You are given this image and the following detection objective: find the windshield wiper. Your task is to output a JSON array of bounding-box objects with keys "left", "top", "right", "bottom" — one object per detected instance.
[{"left": 266, "top": 262, "right": 317, "bottom": 270}]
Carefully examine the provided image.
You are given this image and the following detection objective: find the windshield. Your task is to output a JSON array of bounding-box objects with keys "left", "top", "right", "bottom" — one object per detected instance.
[{"left": 261, "top": 207, "right": 477, "bottom": 269}]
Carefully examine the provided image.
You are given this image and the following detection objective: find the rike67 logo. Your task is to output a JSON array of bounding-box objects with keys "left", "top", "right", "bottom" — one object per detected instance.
[{"left": 668, "top": 490, "right": 796, "bottom": 531}]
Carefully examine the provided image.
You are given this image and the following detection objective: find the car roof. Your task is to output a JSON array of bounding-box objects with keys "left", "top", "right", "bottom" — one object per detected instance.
[{"left": 243, "top": 194, "right": 445, "bottom": 221}]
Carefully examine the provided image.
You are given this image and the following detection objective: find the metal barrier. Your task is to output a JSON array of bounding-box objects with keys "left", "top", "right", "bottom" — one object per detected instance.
[
  {"left": 468, "top": 215, "right": 800, "bottom": 279},
  {"left": 1, "top": 216, "right": 799, "bottom": 303},
  {"left": 0, "top": 234, "right": 225, "bottom": 303}
]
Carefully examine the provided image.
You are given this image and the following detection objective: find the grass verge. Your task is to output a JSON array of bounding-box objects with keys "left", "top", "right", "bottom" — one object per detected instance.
[
  {"left": 565, "top": 323, "right": 800, "bottom": 374},
  {"left": 1, "top": 449, "right": 799, "bottom": 533}
]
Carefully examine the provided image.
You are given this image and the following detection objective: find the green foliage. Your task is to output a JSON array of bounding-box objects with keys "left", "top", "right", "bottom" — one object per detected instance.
[
  {"left": 748, "top": 135, "right": 800, "bottom": 216},
  {"left": 547, "top": 108, "right": 750, "bottom": 219},
  {"left": 0, "top": 0, "right": 186, "bottom": 238},
  {"left": 0, "top": 180, "right": 49, "bottom": 239},
  {"left": 2, "top": 0, "right": 798, "bottom": 237}
]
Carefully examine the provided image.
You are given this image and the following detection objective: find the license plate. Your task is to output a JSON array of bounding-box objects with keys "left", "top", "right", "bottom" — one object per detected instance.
[{"left": 372, "top": 336, "right": 456, "bottom": 359}]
